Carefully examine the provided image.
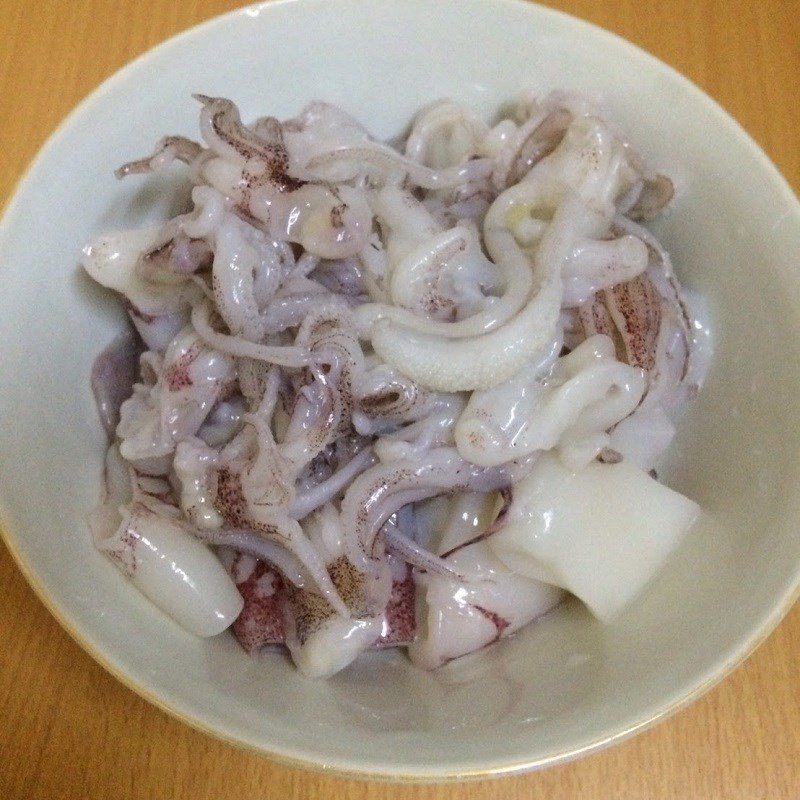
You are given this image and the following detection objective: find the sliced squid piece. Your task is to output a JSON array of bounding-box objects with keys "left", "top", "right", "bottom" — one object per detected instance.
[
  {"left": 289, "top": 446, "right": 377, "bottom": 520},
  {"left": 376, "top": 557, "right": 416, "bottom": 647},
  {"left": 117, "top": 327, "right": 235, "bottom": 473},
  {"left": 577, "top": 217, "right": 707, "bottom": 441},
  {"left": 489, "top": 453, "right": 699, "bottom": 621},
  {"left": 339, "top": 447, "right": 516, "bottom": 571},
  {"left": 218, "top": 549, "right": 286, "bottom": 652},
  {"left": 303, "top": 142, "right": 493, "bottom": 190},
  {"left": 81, "top": 227, "right": 202, "bottom": 352},
  {"left": 95, "top": 501, "right": 243, "bottom": 636},
  {"left": 365, "top": 196, "right": 571, "bottom": 392},
  {"left": 607, "top": 405, "right": 676, "bottom": 471},
  {"left": 561, "top": 234, "right": 648, "bottom": 307},
  {"left": 91, "top": 328, "right": 143, "bottom": 439},
  {"left": 405, "top": 100, "right": 489, "bottom": 169},
  {"left": 372, "top": 394, "right": 466, "bottom": 462},
  {"left": 282, "top": 100, "right": 373, "bottom": 177},
  {"left": 408, "top": 538, "right": 563, "bottom": 670},
  {"left": 115, "top": 135, "right": 204, "bottom": 179},
  {"left": 352, "top": 364, "right": 439, "bottom": 435},
  {"left": 173, "top": 437, "right": 225, "bottom": 529},
  {"left": 455, "top": 334, "right": 646, "bottom": 469},
  {"left": 211, "top": 212, "right": 290, "bottom": 342},
  {"left": 363, "top": 116, "right": 638, "bottom": 393},
  {"left": 355, "top": 222, "right": 512, "bottom": 336},
  {"left": 281, "top": 505, "right": 392, "bottom": 678}
]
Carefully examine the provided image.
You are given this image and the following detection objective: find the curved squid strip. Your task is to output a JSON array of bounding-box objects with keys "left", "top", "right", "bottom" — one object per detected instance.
[
  {"left": 355, "top": 181, "right": 536, "bottom": 341},
  {"left": 503, "top": 107, "right": 574, "bottom": 187},
  {"left": 191, "top": 301, "right": 312, "bottom": 368},
  {"left": 455, "top": 334, "right": 646, "bottom": 469},
  {"left": 200, "top": 529, "right": 311, "bottom": 589},
  {"left": 115, "top": 135, "right": 204, "bottom": 179},
  {"left": 364, "top": 117, "right": 640, "bottom": 392},
  {"left": 339, "top": 447, "right": 517, "bottom": 571},
  {"left": 373, "top": 394, "right": 466, "bottom": 462},
  {"left": 304, "top": 143, "right": 493, "bottom": 190},
  {"left": 405, "top": 101, "right": 490, "bottom": 169},
  {"left": 284, "top": 304, "right": 365, "bottom": 464},
  {"left": 117, "top": 327, "right": 235, "bottom": 474},
  {"left": 289, "top": 446, "right": 377, "bottom": 520},
  {"left": 492, "top": 90, "right": 595, "bottom": 188},
  {"left": 182, "top": 185, "right": 226, "bottom": 238},
  {"left": 365, "top": 193, "right": 580, "bottom": 392},
  {"left": 195, "top": 94, "right": 298, "bottom": 179},
  {"left": 388, "top": 225, "right": 470, "bottom": 313},
  {"left": 562, "top": 234, "right": 649, "bottom": 307},
  {"left": 355, "top": 222, "right": 520, "bottom": 338},
  {"left": 281, "top": 100, "right": 373, "bottom": 176},
  {"left": 579, "top": 216, "right": 699, "bottom": 420},
  {"left": 352, "top": 364, "right": 451, "bottom": 436},
  {"left": 210, "top": 212, "right": 289, "bottom": 342},
  {"left": 520, "top": 115, "right": 639, "bottom": 217},
  {"left": 374, "top": 184, "right": 442, "bottom": 264}
]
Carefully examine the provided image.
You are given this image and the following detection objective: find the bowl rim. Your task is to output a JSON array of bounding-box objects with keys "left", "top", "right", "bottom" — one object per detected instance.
[{"left": 1, "top": 0, "right": 799, "bottom": 782}]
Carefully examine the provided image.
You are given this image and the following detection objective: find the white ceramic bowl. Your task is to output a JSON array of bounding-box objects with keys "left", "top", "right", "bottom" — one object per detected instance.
[{"left": 1, "top": 0, "right": 799, "bottom": 781}]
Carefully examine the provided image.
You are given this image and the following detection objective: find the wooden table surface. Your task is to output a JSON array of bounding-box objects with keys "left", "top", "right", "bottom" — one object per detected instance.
[{"left": 1, "top": 0, "right": 799, "bottom": 797}]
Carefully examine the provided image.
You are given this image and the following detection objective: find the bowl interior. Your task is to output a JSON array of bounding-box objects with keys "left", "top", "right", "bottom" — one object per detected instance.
[{"left": 1, "top": 0, "right": 799, "bottom": 779}]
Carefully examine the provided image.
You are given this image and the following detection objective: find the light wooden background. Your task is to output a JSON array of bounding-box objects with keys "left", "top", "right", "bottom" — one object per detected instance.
[{"left": 1, "top": 1, "right": 799, "bottom": 797}]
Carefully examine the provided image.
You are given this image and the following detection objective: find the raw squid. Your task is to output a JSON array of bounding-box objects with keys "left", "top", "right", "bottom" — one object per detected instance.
[
  {"left": 454, "top": 334, "right": 647, "bottom": 470},
  {"left": 409, "top": 491, "right": 563, "bottom": 669},
  {"left": 89, "top": 446, "right": 243, "bottom": 636},
  {"left": 85, "top": 90, "right": 709, "bottom": 677},
  {"left": 488, "top": 453, "right": 699, "bottom": 621}
]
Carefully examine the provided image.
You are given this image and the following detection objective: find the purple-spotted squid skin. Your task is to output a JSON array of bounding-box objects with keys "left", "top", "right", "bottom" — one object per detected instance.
[{"left": 226, "top": 554, "right": 417, "bottom": 653}]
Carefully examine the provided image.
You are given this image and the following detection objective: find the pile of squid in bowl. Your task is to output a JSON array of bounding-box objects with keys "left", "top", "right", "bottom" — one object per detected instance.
[{"left": 84, "top": 90, "right": 710, "bottom": 678}]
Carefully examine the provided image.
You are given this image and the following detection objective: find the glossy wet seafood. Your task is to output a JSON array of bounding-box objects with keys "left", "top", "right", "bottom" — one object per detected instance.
[{"left": 85, "top": 91, "right": 709, "bottom": 677}]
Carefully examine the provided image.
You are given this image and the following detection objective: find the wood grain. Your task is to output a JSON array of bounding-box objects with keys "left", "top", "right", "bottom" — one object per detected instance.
[{"left": 1, "top": 1, "right": 799, "bottom": 797}]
